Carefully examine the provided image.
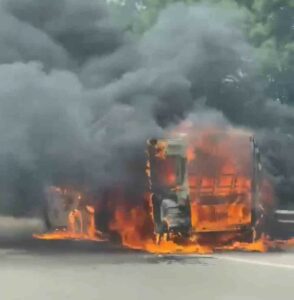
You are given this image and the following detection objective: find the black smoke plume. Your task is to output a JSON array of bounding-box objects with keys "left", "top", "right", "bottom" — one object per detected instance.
[{"left": 0, "top": 0, "right": 292, "bottom": 215}]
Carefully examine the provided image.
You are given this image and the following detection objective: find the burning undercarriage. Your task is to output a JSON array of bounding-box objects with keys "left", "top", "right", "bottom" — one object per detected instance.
[{"left": 35, "top": 128, "right": 287, "bottom": 254}]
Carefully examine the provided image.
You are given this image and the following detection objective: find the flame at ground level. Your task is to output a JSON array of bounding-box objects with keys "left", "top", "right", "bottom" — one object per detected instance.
[
  {"left": 108, "top": 204, "right": 294, "bottom": 254},
  {"left": 32, "top": 125, "right": 292, "bottom": 253},
  {"left": 34, "top": 200, "right": 294, "bottom": 254},
  {"left": 33, "top": 230, "right": 105, "bottom": 242},
  {"left": 34, "top": 205, "right": 106, "bottom": 242}
]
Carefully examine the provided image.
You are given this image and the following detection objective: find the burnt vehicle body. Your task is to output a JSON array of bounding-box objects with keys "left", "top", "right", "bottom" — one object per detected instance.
[
  {"left": 147, "top": 139, "right": 191, "bottom": 242},
  {"left": 43, "top": 187, "right": 95, "bottom": 235},
  {"left": 188, "top": 131, "right": 264, "bottom": 241},
  {"left": 147, "top": 131, "right": 265, "bottom": 243},
  {"left": 42, "top": 131, "right": 265, "bottom": 244}
]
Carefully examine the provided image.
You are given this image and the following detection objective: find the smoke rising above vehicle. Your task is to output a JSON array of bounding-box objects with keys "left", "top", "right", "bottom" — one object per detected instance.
[{"left": 0, "top": 0, "right": 292, "bottom": 215}]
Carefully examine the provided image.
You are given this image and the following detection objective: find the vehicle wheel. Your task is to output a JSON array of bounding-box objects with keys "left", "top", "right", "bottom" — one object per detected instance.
[
  {"left": 252, "top": 206, "right": 266, "bottom": 242},
  {"left": 109, "top": 231, "right": 122, "bottom": 244},
  {"left": 155, "top": 221, "right": 168, "bottom": 245},
  {"left": 43, "top": 202, "right": 52, "bottom": 230},
  {"left": 240, "top": 227, "right": 255, "bottom": 243}
]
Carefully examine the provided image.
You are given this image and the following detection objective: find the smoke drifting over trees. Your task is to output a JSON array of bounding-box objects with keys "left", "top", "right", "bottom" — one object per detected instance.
[{"left": 0, "top": 0, "right": 292, "bottom": 215}]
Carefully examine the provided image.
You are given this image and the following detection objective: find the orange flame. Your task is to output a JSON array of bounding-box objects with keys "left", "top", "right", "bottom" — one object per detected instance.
[
  {"left": 33, "top": 126, "right": 294, "bottom": 255},
  {"left": 109, "top": 202, "right": 212, "bottom": 254},
  {"left": 34, "top": 188, "right": 105, "bottom": 242},
  {"left": 34, "top": 205, "right": 105, "bottom": 241},
  {"left": 107, "top": 127, "right": 279, "bottom": 254}
]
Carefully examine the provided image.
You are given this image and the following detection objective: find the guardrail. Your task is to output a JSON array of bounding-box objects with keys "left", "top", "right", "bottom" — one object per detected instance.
[{"left": 274, "top": 210, "right": 294, "bottom": 238}]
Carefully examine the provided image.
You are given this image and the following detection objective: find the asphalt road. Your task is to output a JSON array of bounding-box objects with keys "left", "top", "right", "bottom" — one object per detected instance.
[
  {"left": 0, "top": 239, "right": 294, "bottom": 300},
  {"left": 0, "top": 217, "right": 294, "bottom": 300}
]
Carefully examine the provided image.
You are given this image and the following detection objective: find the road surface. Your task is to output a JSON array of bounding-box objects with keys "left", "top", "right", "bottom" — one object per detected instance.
[
  {"left": 0, "top": 238, "right": 294, "bottom": 300},
  {"left": 0, "top": 217, "right": 293, "bottom": 300}
]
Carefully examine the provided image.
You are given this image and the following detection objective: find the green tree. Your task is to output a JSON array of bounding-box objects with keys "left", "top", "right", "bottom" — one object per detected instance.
[
  {"left": 107, "top": 0, "right": 293, "bottom": 103},
  {"left": 248, "top": 0, "right": 294, "bottom": 103}
]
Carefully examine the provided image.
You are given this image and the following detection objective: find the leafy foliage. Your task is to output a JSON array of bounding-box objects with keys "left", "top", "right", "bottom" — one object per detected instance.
[{"left": 109, "top": 0, "right": 294, "bottom": 104}]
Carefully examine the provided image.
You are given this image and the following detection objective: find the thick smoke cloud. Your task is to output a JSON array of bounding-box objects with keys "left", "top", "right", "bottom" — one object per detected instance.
[{"left": 0, "top": 0, "right": 292, "bottom": 215}]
